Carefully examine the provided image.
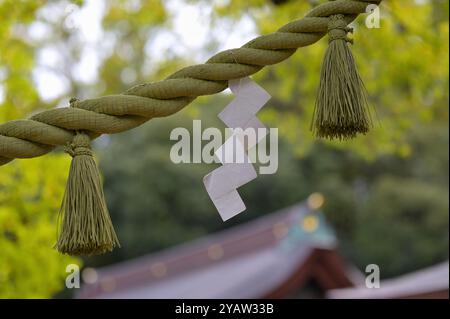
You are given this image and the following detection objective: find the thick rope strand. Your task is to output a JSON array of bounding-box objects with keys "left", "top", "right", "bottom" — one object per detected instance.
[{"left": 0, "top": 0, "right": 381, "bottom": 166}]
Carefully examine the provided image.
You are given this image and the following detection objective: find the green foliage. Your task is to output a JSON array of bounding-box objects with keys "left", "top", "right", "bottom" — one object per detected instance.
[
  {"left": 249, "top": 0, "right": 449, "bottom": 159},
  {"left": 96, "top": 113, "right": 216, "bottom": 263},
  {"left": 0, "top": 1, "right": 42, "bottom": 121},
  {"left": 0, "top": 155, "right": 78, "bottom": 298},
  {"left": 0, "top": 0, "right": 83, "bottom": 298},
  {"left": 353, "top": 176, "right": 449, "bottom": 277}
]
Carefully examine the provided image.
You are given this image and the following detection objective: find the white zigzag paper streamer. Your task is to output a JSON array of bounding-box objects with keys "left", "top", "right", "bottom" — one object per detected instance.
[{"left": 203, "top": 77, "right": 271, "bottom": 221}]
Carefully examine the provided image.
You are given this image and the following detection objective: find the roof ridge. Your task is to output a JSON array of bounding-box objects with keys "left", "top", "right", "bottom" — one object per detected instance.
[{"left": 92, "top": 202, "right": 307, "bottom": 277}]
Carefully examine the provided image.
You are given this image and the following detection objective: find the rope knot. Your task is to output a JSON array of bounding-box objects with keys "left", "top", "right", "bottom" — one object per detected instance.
[
  {"left": 328, "top": 14, "right": 353, "bottom": 44},
  {"left": 69, "top": 97, "right": 79, "bottom": 106},
  {"left": 65, "top": 97, "right": 93, "bottom": 157},
  {"left": 64, "top": 133, "right": 92, "bottom": 158}
]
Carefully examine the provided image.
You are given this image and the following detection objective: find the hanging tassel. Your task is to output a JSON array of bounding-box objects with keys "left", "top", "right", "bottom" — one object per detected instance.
[
  {"left": 55, "top": 98, "right": 120, "bottom": 256},
  {"left": 311, "top": 14, "right": 372, "bottom": 140}
]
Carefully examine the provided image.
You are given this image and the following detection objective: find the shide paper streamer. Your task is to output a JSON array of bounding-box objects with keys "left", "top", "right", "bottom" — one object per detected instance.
[{"left": 203, "top": 77, "right": 271, "bottom": 221}]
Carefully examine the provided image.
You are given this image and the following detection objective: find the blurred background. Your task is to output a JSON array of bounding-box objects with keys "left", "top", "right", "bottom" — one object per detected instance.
[{"left": 0, "top": 0, "right": 448, "bottom": 299}]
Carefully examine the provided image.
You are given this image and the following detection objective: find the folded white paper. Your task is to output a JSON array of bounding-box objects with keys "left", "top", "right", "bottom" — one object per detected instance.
[{"left": 203, "top": 77, "right": 271, "bottom": 221}]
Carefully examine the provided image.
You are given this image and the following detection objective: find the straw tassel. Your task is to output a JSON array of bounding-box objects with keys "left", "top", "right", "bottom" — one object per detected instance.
[
  {"left": 55, "top": 98, "right": 120, "bottom": 256},
  {"left": 312, "top": 14, "right": 372, "bottom": 140}
]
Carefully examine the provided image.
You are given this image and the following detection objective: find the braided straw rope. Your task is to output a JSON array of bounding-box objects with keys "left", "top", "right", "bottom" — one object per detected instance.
[{"left": 0, "top": 0, "right": 381, "bottom": 166}]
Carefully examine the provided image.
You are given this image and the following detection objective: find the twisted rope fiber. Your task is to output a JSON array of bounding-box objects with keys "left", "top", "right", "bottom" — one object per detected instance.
[{"left": 0, "top": 0, "right": 381, "bottom": 166}]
